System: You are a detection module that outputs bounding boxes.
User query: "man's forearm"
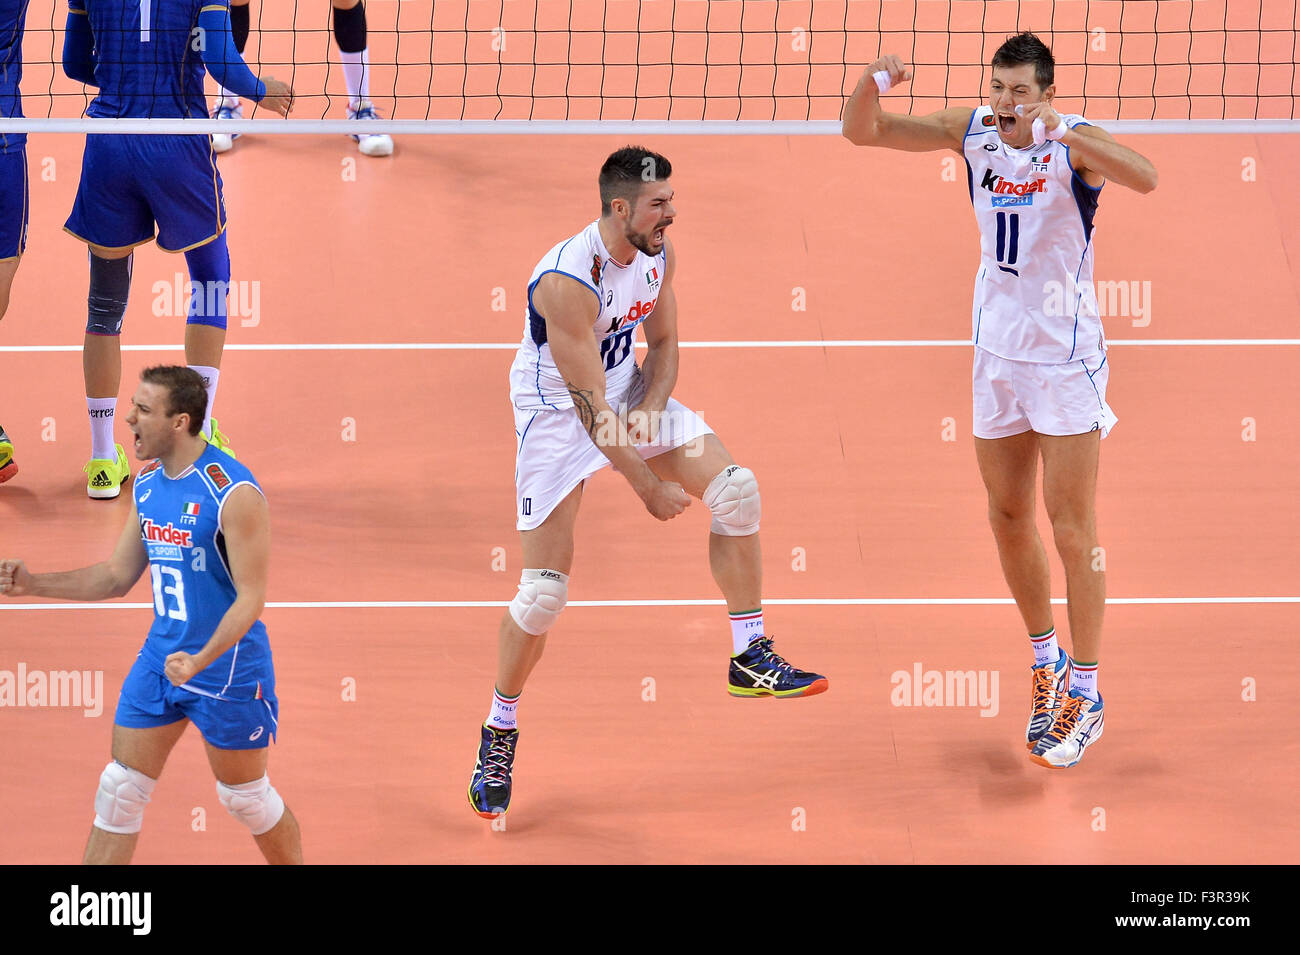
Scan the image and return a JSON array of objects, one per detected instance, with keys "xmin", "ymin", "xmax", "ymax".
[
  {"xmin": 27, "ymin": 563, "xmax": 122, "ymax": 601},
  {"xmin": 842, "ymin": 70, "xmax": 883, "ymax": 144},
  {"xmin": 567, "ymin": 380, "xmax": 659, "ymax": 494},
  {"xmin": 1063, "ymin": 129, "xmax": 1158, "ymax": 193},
  {"xmin": 191, "ymin": 595, "xmax": 264, "ymax": 673},
  {"xmin": 636, "ymin": 342, "xmax": 678, "ymax": 411}
]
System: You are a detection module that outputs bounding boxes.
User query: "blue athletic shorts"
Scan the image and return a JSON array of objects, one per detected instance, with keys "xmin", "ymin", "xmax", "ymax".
[
  {"xmin": 0, "ymin": 147, "xmax": 29, "ymax": 260},
  {"xmin": 65, "ymin": 134, "xmax": 226, "ymax": 253},
  {"xmin": 114, "ymin": 653, "xmax": 278, "ymax": 750}
]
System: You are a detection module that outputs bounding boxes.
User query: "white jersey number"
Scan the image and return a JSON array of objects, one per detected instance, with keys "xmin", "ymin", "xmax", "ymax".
[{"xmin": 150, "ymin": 564, "xmax": 188, "ymax": 622}]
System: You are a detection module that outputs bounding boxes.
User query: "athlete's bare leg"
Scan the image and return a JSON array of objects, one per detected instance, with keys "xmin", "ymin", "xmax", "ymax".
[
  {"xmin": 975, "ymin": 431, "xmax": 1054, "ymax": 636},
  {"xmin": 1039, "ymin": 431, "xmax": 1104, "ymax": 664},
  {"xmin": 83, "ymin": 719, "xmax": 189, "ymax": 865},
  {"xmin": 0, "ymin": 255, "xmax": 19, "ymax": 321},
  {"xmin": 204, "ymin": 742, "xmax": 303, "ymax": 865},
  {"xmin": 184, "ymin": 323, "xmax": 225, "ymax": 370},
  {"xmin": 82, "ymin": 244, "xmax": 133, "ymax": 404},
  {"xmin": 647, "ymin": 434, "xmax": 761, "ymax": 612},
  {"xmin": 495, "ymin": 481, "xmax": 584, "ymax": 697}
]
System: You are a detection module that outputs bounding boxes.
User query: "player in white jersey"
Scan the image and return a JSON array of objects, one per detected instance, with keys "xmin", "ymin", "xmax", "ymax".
[
  {"xmin": 843, "ymin": 34, "xmax": 1157, "ymax": 768},
  {"xmin": 468, "ymin": 147, "xmax": 829, "ymax": 820}
]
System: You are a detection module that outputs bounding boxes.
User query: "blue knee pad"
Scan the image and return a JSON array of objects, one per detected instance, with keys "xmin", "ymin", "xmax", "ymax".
[
  {"xmin": 184, "ymin": 232, "xmax": 231, "ymax": 330},
  {"xmin": 86, "ymin": 252, "xmax": 132, "ymax": 336}
]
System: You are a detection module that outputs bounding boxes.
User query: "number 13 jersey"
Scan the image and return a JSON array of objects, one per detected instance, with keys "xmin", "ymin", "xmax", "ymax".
[
  {"xmin": 962, "ymin": 105, "xmax": 1105, "ymax": 364},
  {"xmin": 133, "ymin": 445, "xmax": 271, "ymax": 700}
]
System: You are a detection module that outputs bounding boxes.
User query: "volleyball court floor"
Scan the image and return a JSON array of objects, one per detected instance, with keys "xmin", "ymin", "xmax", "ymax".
[{"xmin": 0, "ymin": 126, "xmax": 1297, "ymax": 863}]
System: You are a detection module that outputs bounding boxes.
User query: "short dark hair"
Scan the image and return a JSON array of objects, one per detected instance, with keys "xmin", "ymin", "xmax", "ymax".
[
  {"xmin": 991, "ymin": 32, "xmax": 1055, "ymax": 90},
  {"xmin": 140, "ymin": 366, "xmax": 207, "ymax": 436},
  {"xmin": 599, "ymin": 146, "xmax": 671, "ymax": 216}
]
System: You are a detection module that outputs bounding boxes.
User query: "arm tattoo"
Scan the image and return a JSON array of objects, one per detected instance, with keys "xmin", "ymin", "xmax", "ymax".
[{"xmin": 566, "ymin": 382, "xmax": 599, "ymax": 438}]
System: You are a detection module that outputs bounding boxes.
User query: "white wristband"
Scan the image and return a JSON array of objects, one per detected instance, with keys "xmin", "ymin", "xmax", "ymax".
[
  {"xmin": 1029, "ymin": 117, "xmax": 1069, "ymax": 145},
  {"xmin": 872, "ymin": 70, "xmax": 892, "ymax": 94}
]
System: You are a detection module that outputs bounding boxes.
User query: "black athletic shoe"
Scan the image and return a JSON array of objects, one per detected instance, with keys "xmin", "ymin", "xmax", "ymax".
[
  {"xmin": 468, "ymin": 724, "xmax": 519, "ymax": 818},
  {"xmin": 728, "ymin": 637, "xmax": 829, "ymax": 698}
]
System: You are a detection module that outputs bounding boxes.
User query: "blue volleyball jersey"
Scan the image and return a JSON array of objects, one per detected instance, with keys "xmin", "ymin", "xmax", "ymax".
[
  {"xmin": 0, "ymin": 0, "xmax": 30, "ymax": 152},
  {"xmin": 133, "ymin": 444, "xmax": 272, "ymax": 699},
  {"xmin": 70, "ymin": 0, "xmax": 211, "ymax": 119}
]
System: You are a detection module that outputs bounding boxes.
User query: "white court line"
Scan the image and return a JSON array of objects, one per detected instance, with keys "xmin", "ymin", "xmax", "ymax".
[
  {"xmin": 1, "ymin": 597, "xmax": 1296, "ymax": 610},
  {"xmin": 2, "ymin": 339, "xmax": 1298, "ymax": 354}
]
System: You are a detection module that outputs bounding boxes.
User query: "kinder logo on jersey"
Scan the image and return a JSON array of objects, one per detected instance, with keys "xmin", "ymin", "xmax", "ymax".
[
  {"xmin": 981, "ymin": 169, "xmax": 1047, "ymax": 197},
  {"xmin": 621, "ymin": 298, "xmax": 657, "ymax": 327},
  {"xmin": 140, "ymin": 518, "xmax": 193, "ymax": 548},
  {"xmin": 205, "ymin": 463, "xmax": 231, "ymax": 491}
]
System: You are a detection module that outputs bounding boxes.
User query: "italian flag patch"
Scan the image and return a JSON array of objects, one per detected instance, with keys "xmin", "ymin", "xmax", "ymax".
[{"xmin": 183, "ymin": 502, "xmax": 200, "ymax": 516}]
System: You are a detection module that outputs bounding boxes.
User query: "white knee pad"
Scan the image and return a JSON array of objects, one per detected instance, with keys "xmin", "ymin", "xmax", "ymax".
[
  {"xmin": 509, "ymin": 568, "xmax": 569, "ymax": 636},
  {"xmin": 93, "ymin": 760, "xmax": 156, "ymax": 835},
  {"xmin": 216, "ymin": 774, "xmax": 286, "ymax": 836},
  {"xmin": 703, "ymin": 465, "xmax": 761, "ymax": 536}
]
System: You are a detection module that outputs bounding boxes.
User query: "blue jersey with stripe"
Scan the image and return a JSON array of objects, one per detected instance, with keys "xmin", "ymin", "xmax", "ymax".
[
  {"xmin": 133, "ymin": 444, "xmax": 271, "ymax": 700},
  {"xmin": 0, "ymin": 0, "xmax": 30, "ymax": 152},
  {"xmin": 70, "ymin": 0, "xmax": 213, "ymax": 119}
]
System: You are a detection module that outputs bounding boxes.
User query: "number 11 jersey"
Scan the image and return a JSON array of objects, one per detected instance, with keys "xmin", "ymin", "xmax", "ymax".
[{"xmin": 962, "ymin": 104, "xmax": 1105, "ymax": 364}]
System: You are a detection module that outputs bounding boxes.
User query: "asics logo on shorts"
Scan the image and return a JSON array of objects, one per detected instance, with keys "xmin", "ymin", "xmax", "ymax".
[{"xmin": 249, "ymin": 726, "xmax": 264, "ymax": 742}]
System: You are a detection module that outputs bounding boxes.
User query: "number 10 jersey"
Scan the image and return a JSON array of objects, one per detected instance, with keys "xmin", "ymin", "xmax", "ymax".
[{"xmin": 511, "ymin": 220, "xmax": 665, "ymax": 412}]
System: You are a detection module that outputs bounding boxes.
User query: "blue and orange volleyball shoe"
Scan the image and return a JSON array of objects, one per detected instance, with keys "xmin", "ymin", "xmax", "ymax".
[
  {"xmin": 468, "ymin": 724, "xmax": 519, "ymax": 819},
  {"xmin": 1026, "ymin": 649, "xmax": 1070, "ymax": 750},
  {"xmin": 728, "ymin": 636, "xmax": 829, "ymax": 698},
  {"xmin": 1030, "ymin": 691, "xmax": 1104, "ymax": 768},
  {"xmin": 0, "ymin": 425, "xmax": 16, "ymax": 484}
]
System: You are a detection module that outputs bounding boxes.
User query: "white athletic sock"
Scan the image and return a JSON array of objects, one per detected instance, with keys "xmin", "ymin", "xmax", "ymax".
[
  {"xmin": 486, "ymin": 688, "xmax": 519, "ymax": 731},
  {"xmin": 729, "ymin": 608, "xmax": 764, "ymax": 655},
  {"xmin": 188, "ymin": 365, "xmax": 220, "ymax": 439},
  {"xmin": 1069, "ymin": 660, "xmax": 1100, "ymax": 701},
  {"xmin": 216, "ymin": 86, "xmax": 240, "ymax": 106},
  {"xmin": 1030, "ymin": 627, "xmax": 1059, "ymax": 667},
  {"xmin": 342, "ymin": 48, "xmax": 370, "ymax": 107},
  {"xmin": 87, "ymin": 398, "xmax": 117, "ymax": 461}
]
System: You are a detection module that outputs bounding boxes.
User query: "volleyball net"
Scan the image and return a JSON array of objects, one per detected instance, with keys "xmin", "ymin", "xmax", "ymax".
[{"xmin": 5, "ymin": 0, "xmax": 1299, "ymax": 135}]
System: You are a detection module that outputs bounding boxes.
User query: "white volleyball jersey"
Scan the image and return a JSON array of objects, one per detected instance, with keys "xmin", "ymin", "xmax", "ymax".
[
  {"xmin": 510, "ymin": 220, "xmax": 665, "ymax": 411},
  {"xmin": 962, "ymin": 105, "xmax": 1105, "ymax": 364}
]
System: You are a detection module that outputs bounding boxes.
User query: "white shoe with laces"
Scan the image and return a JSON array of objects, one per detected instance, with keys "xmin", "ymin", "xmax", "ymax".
[
  {"xmin": 1030, "ymin": 690, "xmax": 1104, "ymax": 768},
  {"xmin": 211, "ymin": 97, "xmax": 243, "ymax": 154},
  {"xmin": 348, "ymin": 100, "xmax": 394, "ymax": 157}
]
